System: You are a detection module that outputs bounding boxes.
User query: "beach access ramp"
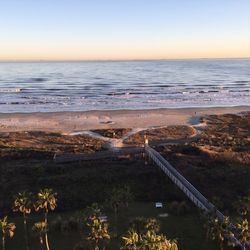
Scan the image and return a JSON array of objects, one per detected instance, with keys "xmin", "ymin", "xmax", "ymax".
[{"xmin": 144, "ymin": 144, "xmax": 250, "ymax": 249}]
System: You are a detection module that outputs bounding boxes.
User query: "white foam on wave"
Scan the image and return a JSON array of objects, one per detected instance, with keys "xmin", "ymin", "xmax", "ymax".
[{"xmin": 0, "ymin": 88, "xmax": 21, "ymax": 93}]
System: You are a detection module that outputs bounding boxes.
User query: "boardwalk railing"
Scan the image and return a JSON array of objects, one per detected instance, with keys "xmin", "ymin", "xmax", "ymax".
[{"xmin": 145, "ymin": 144, "xmax": 249, "ymax": 249}]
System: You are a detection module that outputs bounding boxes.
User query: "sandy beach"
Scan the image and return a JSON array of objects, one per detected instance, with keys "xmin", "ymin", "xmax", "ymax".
[{"xmin": 1, "ymin": 106, "xmax": 250, "ymax": 133}]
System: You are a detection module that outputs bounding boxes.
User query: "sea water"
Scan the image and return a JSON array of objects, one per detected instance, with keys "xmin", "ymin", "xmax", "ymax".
[{"xmin": 0, "ymin": 59, "xmax": 249, "ymax": 112}]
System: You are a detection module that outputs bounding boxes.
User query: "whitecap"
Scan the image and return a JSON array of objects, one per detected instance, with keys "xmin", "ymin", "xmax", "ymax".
[{"xmin": 0, "ymin": 88, "xmax": 21, "ymax": 93}]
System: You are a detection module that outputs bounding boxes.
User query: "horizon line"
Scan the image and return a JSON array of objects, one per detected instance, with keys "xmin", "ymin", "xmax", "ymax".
[{"xmin": 0, "ymin": 56, "xmax": 250, "ymax": 62}]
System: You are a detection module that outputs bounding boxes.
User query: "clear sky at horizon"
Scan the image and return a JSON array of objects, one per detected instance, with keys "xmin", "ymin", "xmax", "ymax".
[{"xmin": 0, "ymin": 0, "xmax": 250, "ymax": 60}]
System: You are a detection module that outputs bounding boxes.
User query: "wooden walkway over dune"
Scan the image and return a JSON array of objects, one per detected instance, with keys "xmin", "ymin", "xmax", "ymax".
[
  {"xmin": 145, "ymin": 145, "xmax": 220, "ymax": 214},
  {"xmin": 54, "ymin": 138, "xmax": 249, "ymax": 249},
  {"xmin": 53, "ymin": 147, "xmax": 143, "ymax": 163},
  {"xmin": 144, "ymin": 144, "xmax": 249, "ymax": 249}
]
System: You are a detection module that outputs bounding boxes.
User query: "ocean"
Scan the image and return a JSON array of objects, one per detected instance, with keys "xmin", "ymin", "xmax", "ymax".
[{"xmin": 0, "ymin": 59, "xmax": 249, "ymax": 113}]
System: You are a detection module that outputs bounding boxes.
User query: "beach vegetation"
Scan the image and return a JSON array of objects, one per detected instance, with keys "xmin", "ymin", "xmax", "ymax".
[
  {"xmin": 32, "ymin": 221, "xmax": 48, "ymax": 250},
  {"xmin": 13, "ymin": 191, "xmax": 33, "ymax": 250},
  {"xmin": 34, "ymin": 188, "xmax": 57, "ymax": 250},
  {"xmin": 0, "ymin": 217, "xmax": 16, "ymax": 250}
]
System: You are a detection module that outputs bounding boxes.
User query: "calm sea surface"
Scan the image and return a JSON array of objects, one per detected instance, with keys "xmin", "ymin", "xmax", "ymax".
[{"xmin": 0, "ymin": 59, "xmax": 249, "ymax": 113}]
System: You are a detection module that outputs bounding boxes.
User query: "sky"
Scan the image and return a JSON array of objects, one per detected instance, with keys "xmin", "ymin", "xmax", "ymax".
[{"xmin": 0, "ymin": 0, "xmax": 250, "ymax": 60}]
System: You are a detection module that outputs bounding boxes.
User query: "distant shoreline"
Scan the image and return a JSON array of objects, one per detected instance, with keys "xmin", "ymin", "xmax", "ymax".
[
  {"xmin": 0, "ymin": 57, "xmax": 249, "ymax": 63},
  {"xmin": 1, "ymin": 106, "xmax": 249, "ymax": 133}
]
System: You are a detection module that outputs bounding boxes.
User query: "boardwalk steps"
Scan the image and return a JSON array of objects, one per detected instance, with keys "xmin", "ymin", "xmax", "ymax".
[{"xmin": 145, "ymin": 144, "xmax": 249, "ymax": 249}]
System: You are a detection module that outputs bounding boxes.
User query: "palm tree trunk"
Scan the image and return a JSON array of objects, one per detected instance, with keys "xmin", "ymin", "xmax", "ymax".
[
  {"xmin": 45, "ymin": 234, "xmax": 50, "ymax": 250},
  {"xmin": 126, "ymin": 201, "xmax": 128, "ymax": 208},
  {"xmin": 95, "ymin": 239, "xmax": 99, "ymax": 250},
  {"xmin": 115, "ymin": 205, "xmax": 119, "ymax": 232},
  {"xmin": 23, "ymin": 213, "xmax": 30, "ymax": 250},
  {"xmin": 44, "ymin": 210, "xmax": 50, "ymax": 250},
  {"xmin": 242, "ymin": 243, "xmax": 246, "ymax": 250},
  {"xmin": 2, "ymin": 236, "xmax": 5, "ymax": 250},
  {"xmin": 219, "ymin": 240, "xmax": 223, "ymax": 250},
  {"xmin": 39, "ymin": 236, "xmax": 44, "ymax": 250}
]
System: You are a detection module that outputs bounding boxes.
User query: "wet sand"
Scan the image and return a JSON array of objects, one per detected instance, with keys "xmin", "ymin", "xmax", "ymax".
[{"xmin": 0, "ymin": 106, "xmax": 250, "ymax": 133}]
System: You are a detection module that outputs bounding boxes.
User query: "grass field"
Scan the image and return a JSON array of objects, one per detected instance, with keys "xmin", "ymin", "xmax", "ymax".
[{"xmin": 6, "ymin": 202, "xmax": 231, "ymax": 250}]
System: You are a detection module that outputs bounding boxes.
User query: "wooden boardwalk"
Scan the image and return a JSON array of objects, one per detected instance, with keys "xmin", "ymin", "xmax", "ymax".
[
  {"xmin": 54, "ymin": 140, "xmax": 249, "ymax": 249},
  {"xmin": 144, "ymin": 144, "xmax": 249, "ymax": 249},
  {"xmin": 54, "ymin": 147, "xmax": 143, "ymax": 163}
]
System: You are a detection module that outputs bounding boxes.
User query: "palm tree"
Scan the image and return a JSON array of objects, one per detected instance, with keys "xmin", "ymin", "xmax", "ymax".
[
  {"xmin": 159, "ymin": 235, "xmax": 178, "ymax": 250},
  {"xmin": 85, "ymin": 203, "xmax": 102, "ymax": 220},
  {"xmin": 143, "ymin": 230, "xmax": 162, "ymax": 250},
  {"xmin": 130, "ymin": 217, "xmax": 147, "ymax": 235},
  {"xmin": 86, "ymin": 217, "xmax": 110, "ymax": 250},
  {"xmin": 143, "ymin": 230, "xmax": 178, "ymax": 250},
  {"xmin": 13, "ymin": 191, "xmax": 33, "ymax": 250},
  {"xmin": 121, "ymin": 230, "xmax": 142, "ymax": 250},
  {"xmin": 122, "ymin": 217, "xmax": 178, "ymax": 250},
  {"xmin": 234, "ymin": 196, "xmax": 250, "ymax": 217},
  {"xmin": 130, "ymin": 217, "xmax": 160, "ymax": 235},
  {"xmin": 205, "ymin": 213, "xmax": 230, "ymax": 250},
  {"xmin": 236, "ymin": 219, "xmax": 250, "ymax": 250},
  {"xmin": 145, "ymin": 218, "xmax": 160, "ymax": 234},
  {"xmin": 0, "ymin": 217, "xmax": 16, "ymax": 250},
  {"xmin": 34, "ymin": 188, "xmax": 57, "ymax": 250},
  {"xmin": 32, "ymin": 221, "xmax": 48, "ymax": 250},
  {"xmin": 109, "ymin": 188, "xmax": 123, "ymax": 215},
  {"xmin": 110, "ymin": 186, "xmax": 133, "ymax": 212},
  {"xmin": 121, "ymin": 185, "xmax": 133, "ymax": 208},
  {"xmin": 109, "ymin": 188, "xmax": 123, "ymax": 235}
]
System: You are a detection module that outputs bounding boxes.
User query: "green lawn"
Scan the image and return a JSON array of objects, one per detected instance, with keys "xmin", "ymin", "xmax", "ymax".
[{"xmin": 6, "ymin": 202, "xmax": 229, "ymax": 250}]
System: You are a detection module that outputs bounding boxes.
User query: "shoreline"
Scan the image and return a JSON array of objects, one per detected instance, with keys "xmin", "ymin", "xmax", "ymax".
[{"xmin": 0, "ymin": 106, "xmax": 250, "ymax": 133}]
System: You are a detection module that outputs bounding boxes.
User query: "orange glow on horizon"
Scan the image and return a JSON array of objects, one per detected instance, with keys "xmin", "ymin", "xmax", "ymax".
[{"xmin": 1, "ymin": 39, "xmax": 250, "ymax": 61}]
